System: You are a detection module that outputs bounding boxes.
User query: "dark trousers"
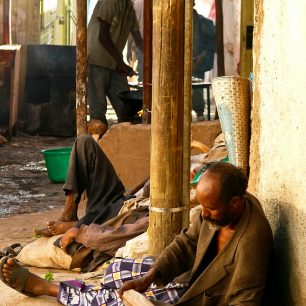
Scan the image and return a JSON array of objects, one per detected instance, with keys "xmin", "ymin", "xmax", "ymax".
[
  {"xmin": 192, "ymin": 71, "xmax": 205, "ymax": 114},
  {"xmin": 63, "ymin": 134, "xmax": 126, "ymax": 227}
]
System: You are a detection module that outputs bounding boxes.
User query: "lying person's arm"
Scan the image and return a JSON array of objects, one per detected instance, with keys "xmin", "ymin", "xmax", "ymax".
[{"xmin": 75, "ymin": 216, "xmax": 149, "ymax": 256}]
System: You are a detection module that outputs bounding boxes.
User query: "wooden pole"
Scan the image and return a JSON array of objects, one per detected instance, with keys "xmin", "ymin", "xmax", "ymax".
[
  {"xmin": 182, "ymin": 0, "xmax": 193, "ymax": 227},
  {"xmin": 3, "ymin": 0, "xmax": 11, "ymax": 45},
  {"xmin": 149, "ymin": 0, "xmax": 186, "ymax": 256},
  {"xmin": 240, "ymin": 0, "xmax": 254, "ymax": 77},
  {"xmin": 215, "ymin": 0, "xmax": 225, "ymax": 76},
  {"xmin": 76, "ymin": 0, "xmax": 87, "ymax": 136},
  {"xmin": 142, "ymin": 0, "xmax": 152, "ymax": 124},
  {"xmin": 3, "ymin": 0, "xmax": 12, "ymax": 139}
]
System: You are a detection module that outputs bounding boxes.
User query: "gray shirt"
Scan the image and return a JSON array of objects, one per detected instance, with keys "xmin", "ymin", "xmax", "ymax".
[{"xmin": 88, "ymin": 0, "xmax": 139, "ymax": 69}]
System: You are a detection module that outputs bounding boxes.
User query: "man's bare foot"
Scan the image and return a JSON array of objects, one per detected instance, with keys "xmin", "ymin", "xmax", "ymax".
[
  {"xmin": 47, "ymin": 220, "xmax": 77, "ymax": 235},
  {"xmin": 1, "ymin": 257, "xmax": 58, "ymax": 297},
  {"xmin": 34, "ymin": 227, "xmax": 53, "ymax": 237}
]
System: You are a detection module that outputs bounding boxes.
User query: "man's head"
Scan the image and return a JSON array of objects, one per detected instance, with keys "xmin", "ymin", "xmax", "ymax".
[{"xmin": 196, "ymin": 162, "xmax": 248, "ymax": 229}]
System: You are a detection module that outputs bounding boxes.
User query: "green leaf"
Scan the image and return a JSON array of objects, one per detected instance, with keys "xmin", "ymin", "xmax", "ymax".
[{"xmin": 43, "ymin": 272, "xmax": 54, "ymax": 282}]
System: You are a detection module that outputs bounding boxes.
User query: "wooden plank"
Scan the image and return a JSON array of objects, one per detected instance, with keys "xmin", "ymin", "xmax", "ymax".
[{"xmin": 123, "ymin": 290, "xmax": 154, "ymax": 306}]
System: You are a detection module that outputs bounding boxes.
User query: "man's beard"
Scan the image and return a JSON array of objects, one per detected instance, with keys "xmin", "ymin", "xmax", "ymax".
[{"xmin": 203, "ymin": 216, "xmax": 231, "ymax": 230}]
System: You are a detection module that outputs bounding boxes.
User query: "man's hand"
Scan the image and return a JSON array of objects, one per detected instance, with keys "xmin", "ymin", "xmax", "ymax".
[
  {"xmin": 118, "ymin": 267, "xmax": 159, "ymax": 298},
  {"xmin": 193, "ymin": 54, "xmax": 204, "ymax": 68},
  {"xmin": 190, "ymin": 165, "xmax": 203, "ymax": 181},
  {"xmin": 117, "ymin": 62, "xmax": 137, "ymax": 77},
  {"xmin": 60, "ymin": 227, "xmax": 79, "ymax": 254}
]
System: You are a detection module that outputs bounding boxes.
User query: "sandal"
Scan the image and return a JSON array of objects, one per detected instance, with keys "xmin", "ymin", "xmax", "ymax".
[
  {"xmin": 0, "ymin": 243, "xmax": 23, "ymax": 258},
  {"xmin": 0, "ymin": 256, "xmax": 32, "ymax": 296}
]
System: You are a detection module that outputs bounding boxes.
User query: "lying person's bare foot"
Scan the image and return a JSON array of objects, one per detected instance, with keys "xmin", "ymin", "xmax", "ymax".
[
  {"xmin": 34, "ymin": 220, "xmax": 77, "ymax": 237},
  {"xmin": 47, "ymin": 220, "xmax": 77, "ymax": 235},
  {"xmin": 0, "ymin": 257, "xmax": 58, "ymax": 297},
  {"xmin": 34, "ymin": 227, "xmax": 53, "ymax": 237}
]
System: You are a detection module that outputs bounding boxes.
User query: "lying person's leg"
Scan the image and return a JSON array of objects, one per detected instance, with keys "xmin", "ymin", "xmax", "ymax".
[{"xmin": 0, "ymin": 257, "xmax": 59, "ymax": 298}]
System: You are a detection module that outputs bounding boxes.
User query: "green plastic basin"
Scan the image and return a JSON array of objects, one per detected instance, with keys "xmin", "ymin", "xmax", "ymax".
[{"xmin": 41, "ymin": 147, "xmax": 72, "ymax": 183}]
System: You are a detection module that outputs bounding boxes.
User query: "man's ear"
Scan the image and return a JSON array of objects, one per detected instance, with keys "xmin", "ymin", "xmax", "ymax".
[{"xmin": 230, "ymin": 196, "xmax": 242, "ymax": 209}]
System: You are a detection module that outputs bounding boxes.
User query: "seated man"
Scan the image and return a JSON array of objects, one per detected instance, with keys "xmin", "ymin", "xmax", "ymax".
[{"xmin": 0, "ymin": 162, "xmax": 273, "ymax": 305}]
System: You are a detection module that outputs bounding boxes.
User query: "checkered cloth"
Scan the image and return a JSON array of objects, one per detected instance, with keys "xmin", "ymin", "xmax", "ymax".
[
  {"xmin": 57, "ymin": 257, "xmax": 188, "ymax": 306},
  {"xmin": 102, "ymin": 257, "xmax": 154, "ymax": 289}
]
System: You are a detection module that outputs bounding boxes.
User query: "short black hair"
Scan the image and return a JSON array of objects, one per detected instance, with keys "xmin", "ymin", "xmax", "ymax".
[{"xmin": 205, "ymin": 161, "xmax": 248, "ymax": 205}]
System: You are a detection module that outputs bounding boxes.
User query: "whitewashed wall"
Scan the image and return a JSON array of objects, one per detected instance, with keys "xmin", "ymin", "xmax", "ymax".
[{"xmin": 250, "ymin": 0, "xmax": 306, "ymax": 305}]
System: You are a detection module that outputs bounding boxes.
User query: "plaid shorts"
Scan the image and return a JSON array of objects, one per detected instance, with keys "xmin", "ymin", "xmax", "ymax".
[{"xmin": 57, "ymin": 257, "xmax": 188, "ymax": 306}]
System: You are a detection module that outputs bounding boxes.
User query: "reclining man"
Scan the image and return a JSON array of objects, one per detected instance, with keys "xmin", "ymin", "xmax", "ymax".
[
  {"xmin": 35, "ymin": 134, "xmax": 150, "ymax": 259},
  {"xmin": 0, "ymin": 162, "xmax": 273, "ymax": 305}
]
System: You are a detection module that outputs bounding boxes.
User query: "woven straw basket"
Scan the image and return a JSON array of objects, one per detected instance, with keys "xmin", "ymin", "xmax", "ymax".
[{"xmin": 212, "ymin": 76, "xmax": 251, "ymax": 174}]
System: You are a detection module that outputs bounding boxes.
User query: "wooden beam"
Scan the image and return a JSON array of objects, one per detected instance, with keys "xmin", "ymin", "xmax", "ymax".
[
  {"xmin": 149, "ymin": 0, "xmax": 186, "ymax": 256},
  {"xmin": 240, "ymin": 0, "xmax": 254, "ymax": 77},
  {"xmin": 3, "ymin": 0, "xmax": 12, "ymax": 44},
  {"xmin": 122, "ymin": 290, "xmax": 154, "ymax": 306},
  {"xmin": 182, "ymin": 0, "xmax": 193, "ymax": 227},
  {"xmin": 142, "ymin": 0, "xmax": 153, "ymax": 124},
  {"xmin": 76, "ymin": 0, "xmax": 87, "ymax": 136},
  {"xmin": 215, "ymin": 0, "xmax": 225, "ymax": 76}
]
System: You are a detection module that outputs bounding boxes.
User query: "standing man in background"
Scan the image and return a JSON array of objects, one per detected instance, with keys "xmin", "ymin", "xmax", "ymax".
[
  {"xmin": 87, "ymin": 0, "xmax": 143, "ymax": 130},
  {"xmin": 192, "ymin": 1, "xmax": 216, "ymax": 121}
]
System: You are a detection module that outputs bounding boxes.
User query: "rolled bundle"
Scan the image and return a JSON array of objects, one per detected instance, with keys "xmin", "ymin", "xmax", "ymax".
[{"xmin": 212, "ymin": 76, "xmax": 251, "ymax": 174}]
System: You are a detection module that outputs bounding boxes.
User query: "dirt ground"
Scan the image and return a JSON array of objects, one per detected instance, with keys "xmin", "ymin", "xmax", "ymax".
[
  {"xmin": 0, "ymin": 136, "xmax": 76, "ymax": 218},
  {"xmin": 0, "ymin": 136, "xmax": 108, "ymax": 305},
  {"xmin": 0, "ymin": 136, "xmax": 86, "ymax": 305}
]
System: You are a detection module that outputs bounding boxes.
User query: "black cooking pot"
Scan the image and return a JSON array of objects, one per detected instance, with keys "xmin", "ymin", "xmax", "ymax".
[{"xmin": 117, "ymin": 90, "xmax": 143, "ymax": 122}]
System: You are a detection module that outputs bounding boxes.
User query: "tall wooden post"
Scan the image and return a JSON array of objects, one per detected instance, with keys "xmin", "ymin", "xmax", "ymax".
[
  {"xmin": 149, "ymin": 0, "xmax": 186, "ymax": 256},
  {"xmin": 182, "ymin": 0, "xmax": 193, "ymax": 227},
  {"xmin": 76, "ymin": 0, "xmax": 87, "ymax": 136},
  {"xmin": 240, "ymin": 0, "xmax": 254, "ymax": 77},
  {"xmin": 2, "ymin": 0, "xmax": 12, "ymax": 139},
  {"xmin": 3, "ymin": 0, "xmax": 11, "ymax": 45},
  {"xmin": 215, "ymin": 0, "xmax": 225, "ymax": 76},
  {"xmin": 142, "ymin": 0, "xmax": 152, "ymax": 124}
]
